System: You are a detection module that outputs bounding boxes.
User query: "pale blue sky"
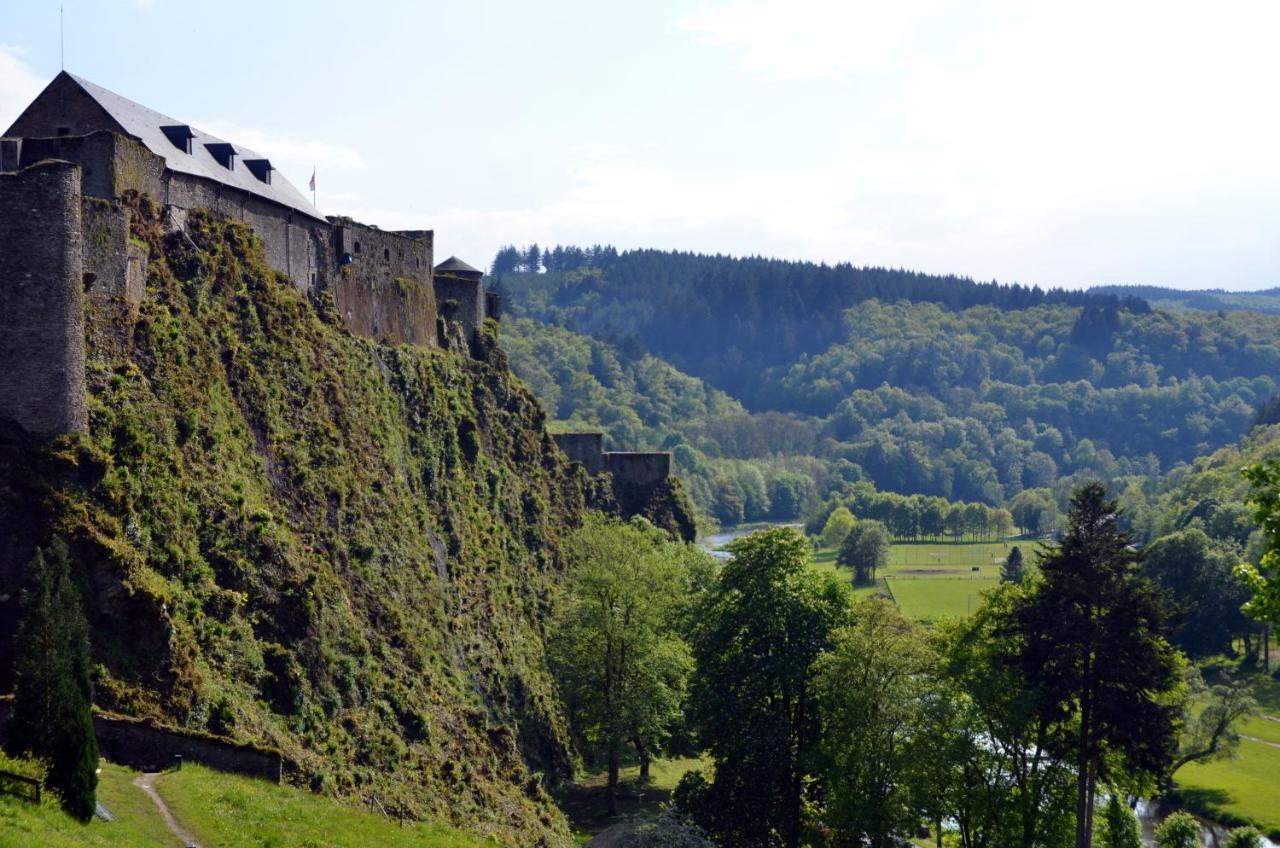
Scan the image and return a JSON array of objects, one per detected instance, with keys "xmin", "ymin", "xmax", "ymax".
[{"xmin": 2, "ymin": 0, "xmax": 1277, "ymax": 290}]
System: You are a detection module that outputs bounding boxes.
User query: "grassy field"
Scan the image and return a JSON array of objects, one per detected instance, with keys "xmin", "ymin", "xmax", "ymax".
[
  {"xmin": 1167, "ymin": 674, "xmax": 1280, "ymax": 838},
  {"xmin": 1174, "ymin": 736, "xmax": 1280, "ymax": 836},
  {"xmin": 0, "ymin": 759, "xmax": 486, "ymax": 848},
  {"xmin": 809, "ymin": 540, "xmax": 1022, "ymax": 621},
  {"xmin": 0, "ymin": 760, "xmax": 173, "ymax": 848},
  {"xmin": 886, "ymin": 577, "xmax": 1002, "ymax": 622}
]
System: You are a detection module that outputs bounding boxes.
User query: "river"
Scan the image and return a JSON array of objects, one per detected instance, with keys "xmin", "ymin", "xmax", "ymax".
[{"xmin": 699, "ymin": 522, "xmax": 802, "ymax": 559}]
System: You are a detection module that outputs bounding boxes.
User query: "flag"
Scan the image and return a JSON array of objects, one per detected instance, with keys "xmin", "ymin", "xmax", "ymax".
[{"xmin": 309, "ymin": 167, "xmax": 316, "ymax": 192}]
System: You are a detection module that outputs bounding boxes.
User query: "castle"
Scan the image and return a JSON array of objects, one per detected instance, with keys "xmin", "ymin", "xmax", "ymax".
[
  {"xmin": 0, "ymin": 72, "xmax": 679, "ymax": 521},
  {"xmin": 0, "ymin": 72, "xmax": 497, "ymax": 438}
]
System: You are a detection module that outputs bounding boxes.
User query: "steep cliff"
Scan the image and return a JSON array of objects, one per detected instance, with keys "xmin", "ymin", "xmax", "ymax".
[{"xmin": 0, "ymin": 202, "xmax": 587, "ymax": 845}]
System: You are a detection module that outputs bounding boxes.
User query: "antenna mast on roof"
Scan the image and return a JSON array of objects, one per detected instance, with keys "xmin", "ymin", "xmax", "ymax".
[{"xmin": 60, "ymin": 5, "xmax": 64, "ymax": 70}]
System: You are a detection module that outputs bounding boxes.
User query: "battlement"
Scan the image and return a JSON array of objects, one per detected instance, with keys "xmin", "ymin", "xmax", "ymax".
[
  {"xmin": 605, "ymin": 451, "xmax": 672, "ymax": 489},
  {"xmin": 552, "ymin": 432, "xmax": 605, "ymax": 475},
  {"xmin": 553, "ymin": 432, "xmax": 672, "ymax": 491}
]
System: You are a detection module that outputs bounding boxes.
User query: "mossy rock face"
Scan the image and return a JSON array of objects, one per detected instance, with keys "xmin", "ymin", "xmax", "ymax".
[{"xmin": 1, "ymin": 205, "xmax": 585, "ymax": 845}]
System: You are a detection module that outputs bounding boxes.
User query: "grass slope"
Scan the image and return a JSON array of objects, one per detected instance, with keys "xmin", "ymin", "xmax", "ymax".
[
  {"xmin": 0, "ymin": 760, "xmax": 485, "ymax": 848},
  {"xmin": 1174, "ymin": 737, "xmax": 1280, "ymax": 837}
]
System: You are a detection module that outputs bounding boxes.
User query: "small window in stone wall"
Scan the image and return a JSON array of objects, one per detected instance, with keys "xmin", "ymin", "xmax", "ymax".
[
  {"xmin": 383, "ymin": 248, "xmax": 390, "ymax": 262},
  {"xmin": 354, "ymin": 241, "xmax": 361, "ymax": 254}
]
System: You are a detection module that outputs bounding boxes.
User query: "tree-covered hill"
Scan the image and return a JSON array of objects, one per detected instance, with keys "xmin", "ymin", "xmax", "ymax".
[
  {"xmin": 497, "ymin": 246, "xmax": 1280, "ymax": 519},
  {"xmin": 1090, "ymin": 284, "xmax": 1280, "ymax": 316},
  {"xmin": 495, "ymin": 247, "xmax": 1148, "ymax": 405}
]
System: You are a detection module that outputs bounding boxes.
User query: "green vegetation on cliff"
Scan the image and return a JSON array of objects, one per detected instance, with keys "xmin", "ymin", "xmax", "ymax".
[{"xmin": 2, "ymin": 203, "xmax": 592, "ymax": 844}]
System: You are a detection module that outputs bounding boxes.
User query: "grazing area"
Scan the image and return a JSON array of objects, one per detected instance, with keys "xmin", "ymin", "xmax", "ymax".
[
  {"xmin": 811, "ymin": 539, "xmax": 1012, "ymax": 620},
  {"xmin": 886, "ymin": 576, "xmax": 1002, "ymax": 622}
]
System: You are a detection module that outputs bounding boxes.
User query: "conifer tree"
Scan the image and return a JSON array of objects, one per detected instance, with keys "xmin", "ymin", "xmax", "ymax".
[
  {"xmin": 1014, "ymin": 483, "xmax": 1181, "ymax": 848},
  {"xmin": 1000, "ymin": 545, "xmax": 1025, "ymax": 583},
  {"xmin": 9, "ymin": 538, "xmax": 99, "ymax": 822}
]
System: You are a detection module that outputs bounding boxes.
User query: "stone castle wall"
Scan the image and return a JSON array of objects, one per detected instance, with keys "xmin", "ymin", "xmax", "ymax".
[
  {"xmin": 19, "ymin": 132, "xmax": 165, "ymax": 200},
  {"xmin": 605, "ymin": 451, "xmax": 672, "ymax": 489},
  {"xmin": 552, "ymin": 432, "xmax": 605, "ymax": 475},
  {"xmin": 552, "ymin": 433, "xmax": 672, "ymax": 494},
  {"xmin": 165, "ymin": 174, "xmax": 319, "ymax": 292},
  {"xmin": 0, "ymin": 699, "xmax": 283, "ymax": 783},
  {"xmin": 435, "ymin": 273, "xmax": 486, "ymax": 342},
  {"xmin": 0, "ymin": 160, "xmax": 87, "ymax": 437},
  {"xmin": 326, "ymin": 222, "xmax": 437, "ymax": 347},
  {"xmin": 0, "ymin": 129, "xmax": 492, "ymax": 443}
]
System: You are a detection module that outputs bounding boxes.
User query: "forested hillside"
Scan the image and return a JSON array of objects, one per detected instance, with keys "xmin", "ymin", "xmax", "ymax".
[
  {"xmin": 495, "ymin": 247, "xmax": 1148, "ymax": 404},
  {"xmin": 497, "ymin": 246, "xmax": 1280, "ymax": 521},
  {"xmin": 1091, "ymin": 284, "xmax": 1280, "ymax": 315}
]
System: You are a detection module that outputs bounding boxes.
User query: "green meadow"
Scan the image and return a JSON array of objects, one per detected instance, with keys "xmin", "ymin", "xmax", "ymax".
[{"xmin": 810, "ymin": 539, "xmax": 1022, "ymax": 620}]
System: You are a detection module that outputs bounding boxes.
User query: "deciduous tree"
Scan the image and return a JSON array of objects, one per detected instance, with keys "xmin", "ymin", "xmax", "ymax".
[
  {"xmin": 685, "ymin": 527, "xmax": 852, "ymax": 848},
  {"xmin": 548, "ymin": 515, "xmax": 694, "ymax": 815}
]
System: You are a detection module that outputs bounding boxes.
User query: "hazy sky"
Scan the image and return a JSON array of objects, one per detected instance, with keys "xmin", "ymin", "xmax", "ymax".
[{"xmin": 2, "ymin": 1, "xmax": 1277, "ymax": 290}]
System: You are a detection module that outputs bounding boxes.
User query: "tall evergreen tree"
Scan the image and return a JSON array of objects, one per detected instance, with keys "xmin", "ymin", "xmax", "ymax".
[
  {"xmin": 9, "ymin": 538, "xmax": 99, "ymax": 822},
  {"xmin": 1013, "ymin": 483, "xmax": 1181, "ymax": 848},
  {"xmin": 1000, "ymin": 545, "xmax": 1025, "ymax": 583}
]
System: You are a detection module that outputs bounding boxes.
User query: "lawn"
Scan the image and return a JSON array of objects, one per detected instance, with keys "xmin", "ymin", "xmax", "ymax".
[
  {"xmin": 0, "ymin": 758, "xmax": 486, "ymax": 848},
  {"xmin": 1174, "ymin": 736, "xmax": 1280, "ymax": 836},
  {"xmin": 811, "ymin": 540, "xmax": 1016, "ymax": 621},
  {"xmin": 154, "ymin": 764, "xmax": 485, "ymax": 848},
  {"xmin": 0, "ymin": 760, "xmax": 172, "ymax": 848},
  {"xmin": 886, "ymin": 577, "xmax": 1002, "ymax": 622}
]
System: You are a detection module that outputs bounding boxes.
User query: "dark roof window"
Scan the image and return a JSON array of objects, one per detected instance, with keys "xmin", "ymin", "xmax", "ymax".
[
  {"xmin": 205, "ymin": 142, "xmax": 237, "ymax": 170},
  {"xmin": 160, "ymin": 124, "xmax": 195, "ymax": 154},
  {"xmin": 244, "ymin": 158, "xmax": 274, "ymax": 184},
  {"xmin": 56, "ymin": 126, "xmax": 72, "ymax": 137}
]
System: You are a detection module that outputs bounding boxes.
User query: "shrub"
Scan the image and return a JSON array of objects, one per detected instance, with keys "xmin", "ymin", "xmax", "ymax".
[
  {"xmin": 1224, "ymin": 826, "xmax": 1264, "ymax": 848},
  {"xmin": 1154, "ymin": 811, "xmax": 1200, "ymax": 848},
  {"xmin": 1099, "ymin": 794, "xmax": 1142, "ymax": 848}
]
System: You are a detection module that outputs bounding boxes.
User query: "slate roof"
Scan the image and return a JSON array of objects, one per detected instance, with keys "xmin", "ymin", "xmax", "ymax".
[
  {"xmin": 23, "ymin": 72, "xmax": 325, "ymax": 222},
  {"xmin": 434, "ymin": 256, "xmax": 483, "ymax": 275}
]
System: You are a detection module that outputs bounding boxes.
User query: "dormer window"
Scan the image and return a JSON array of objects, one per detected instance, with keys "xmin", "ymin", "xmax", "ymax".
[
  {"xmin": 161, "ymin": 125, "xmax": 195, "ymax": 154},
  {"xmin": 205, "ymin": 142, "xmax": 237, "ymax": 170},
  {"xmin": 244, "ymin": 158, "xmax": 274, "ymax": 184},
  {"xmin": 56, "ymin": 126, "xmax": 71, "ymax": 137}
]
